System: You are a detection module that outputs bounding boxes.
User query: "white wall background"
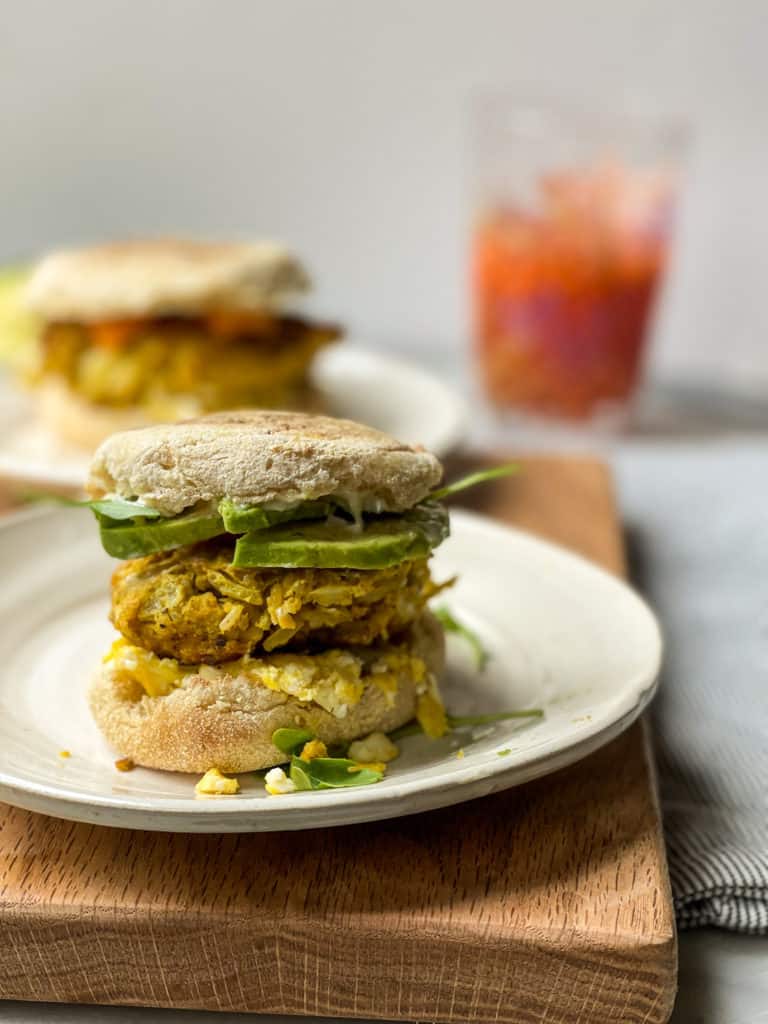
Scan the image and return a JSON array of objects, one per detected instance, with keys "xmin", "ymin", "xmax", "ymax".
[{"xmin": 1, "ymin": 0, "xmax": 766, "ymax": 386}]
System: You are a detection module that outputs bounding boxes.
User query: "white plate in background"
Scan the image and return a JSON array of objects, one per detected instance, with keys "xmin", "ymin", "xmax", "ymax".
[
  {"xmin": 0, "ymin": 506, "xmax": 661, "ymax": 832},
  {"xmin": 0, "ymin": 346, "xmax": 469, "ymax": 491}
]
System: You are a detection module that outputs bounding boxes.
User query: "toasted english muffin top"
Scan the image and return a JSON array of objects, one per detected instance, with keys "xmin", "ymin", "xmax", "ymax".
[
  {"xmin": 87, "ymin": 410, "xmax": 443, "ymax": 516},
  {"xmin": 25, "ymin": 238, "xmax": 309, "ymax": 321}
]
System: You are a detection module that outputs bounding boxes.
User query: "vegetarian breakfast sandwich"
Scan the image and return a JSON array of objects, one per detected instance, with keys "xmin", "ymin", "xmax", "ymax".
[
  {"xmin": 23, "ymin": 240, "xmax": 341, "ymax": 449},
  {"xmin": 86, "ymin": 410, "xmax": 452, "ymax": 777}
]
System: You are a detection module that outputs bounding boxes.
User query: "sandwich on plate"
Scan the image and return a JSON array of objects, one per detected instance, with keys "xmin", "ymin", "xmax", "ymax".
[
  {"xmin": 86, "ymin": 410, "xmax": 456, "ymax": 791},
  {"xmin": 23, "ymin": 240, "xmax": 341, "ymax": 449}
]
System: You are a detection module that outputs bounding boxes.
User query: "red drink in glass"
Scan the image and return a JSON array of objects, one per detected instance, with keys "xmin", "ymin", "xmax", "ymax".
[{"xmin": 472, "ymin": 102, "xmax": 685, "ymax": 424}]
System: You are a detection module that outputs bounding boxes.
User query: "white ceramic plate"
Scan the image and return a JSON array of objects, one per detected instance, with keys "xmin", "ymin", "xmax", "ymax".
[
  {"xmin": 0, "ymin": 506, "xmax": 661, "ymax": 832},
  {"xmin": 0, "ymin": 345, "xmax": 468, "ymax": 491}
]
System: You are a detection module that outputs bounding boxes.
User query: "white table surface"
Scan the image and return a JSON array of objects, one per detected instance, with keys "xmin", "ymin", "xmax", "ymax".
[{"xmin": 2, "ymin": 369, "xmax": 767, "ymax": 1024}]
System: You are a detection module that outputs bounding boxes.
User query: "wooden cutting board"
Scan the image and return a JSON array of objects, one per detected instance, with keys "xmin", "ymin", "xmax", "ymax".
[{"xmin": 0, "ymin": 456, "xmax": 676, "ymax": 1022}]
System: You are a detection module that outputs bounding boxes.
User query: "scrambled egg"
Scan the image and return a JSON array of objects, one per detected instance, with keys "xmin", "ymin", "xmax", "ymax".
[
  {"xmin": 34, "ymin": 316, "xmax": 338, "ymax": 410},
  {"xmin": 111, "ymin": 546, "xmax": 443, "ymax": 664},
  {"xmin": 238, "ymin": 650, "xmax": 365, "ymax": 717},
  {"xmin": 105, "ymin": 639, "xmax": 186, "ymax": 696},
  {"xmin": 195, "ymin": 767, "xmax": 240, "ymax": 796},
  {"xmin": 347, "ymin": 731, "xmax": 399, "ymax": 764},
  {"xmin": 104, "ymin": 638, "xmax": 437, "ymax": 724},
  {"xmin": 264, "ymin": 767, "xmax": 296, "ymax": 795}
]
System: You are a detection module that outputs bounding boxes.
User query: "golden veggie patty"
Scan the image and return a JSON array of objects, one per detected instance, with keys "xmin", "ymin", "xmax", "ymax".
[
  {"xmin": 34, "ymin": 315, "xmax": 339, "ymax": 409},
  {"xmin": 110, "ymin": 539, "xmax": 444, "ymax": 664}
]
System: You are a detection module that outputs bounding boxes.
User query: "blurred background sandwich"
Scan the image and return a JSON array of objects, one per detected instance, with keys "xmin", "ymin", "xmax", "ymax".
[{"xmin": 21, "ymin": 239, "xmax": 341, "ymax": 449}]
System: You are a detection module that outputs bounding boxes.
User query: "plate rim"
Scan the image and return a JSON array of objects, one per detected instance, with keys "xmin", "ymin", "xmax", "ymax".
[
  {"xmin": 0, "ymin": 689, "xmax": 657, "ymax": 832},
  {"xmin": 0, "ymin": 507, "xmax": 662, "ymax": 832},
  {"xmin": 314, "ymin": 344, "xmax": 470, "ymax": 457},
  {"xmin": 0, "ymin": 347, "xmax": 470, "ymax": 489}
]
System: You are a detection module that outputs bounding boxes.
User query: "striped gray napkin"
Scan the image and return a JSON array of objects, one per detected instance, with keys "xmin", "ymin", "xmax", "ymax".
[{"xmin": 616, "ymin": 441, "xmax": 768, "ymax": 933}]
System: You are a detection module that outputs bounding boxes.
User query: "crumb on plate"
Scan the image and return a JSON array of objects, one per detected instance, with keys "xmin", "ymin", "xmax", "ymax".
[
  {"xmin": 347, "ymin": 731, "xmax": 399, "ymax": 764},
  {"xmin": 299, "ymin": 738, "xmax": 328, "ymax": 762},
  {"xmin": 347, "ymin": 761, "xmax": 387, "ymax": 774},
  {"xmin": 195, "ymin": 767, "xmax": 240, "ymax": 796},
  {"xmin": 264, "ymin": 766, "xmax": 296, "ymax": 795}
]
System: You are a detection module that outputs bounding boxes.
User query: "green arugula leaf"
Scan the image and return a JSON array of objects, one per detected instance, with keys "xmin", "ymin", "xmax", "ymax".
[
  {"xmin": 288, "ymin": 759, "xmax": 313, "ymax": 791},
  {"xmin": 434, "ymin": 605, "xmax": 489, "ymax": 671},
  {"xmin": 289, "ymin": 756, "xmax": 383, "ymax": 790},
  {"xmin": 429, "ymin": 464, "xmax": 518, "ymax": 502},
  {"xmin": 19, "ymin": 493, "xmax": 166, "ymax": 520},
  {"xmin": 389, "ymin": 706, "xmax": 544, "ymax": 744},
  {"xmin": 387, "ymin": 704, "xmax": 544, "ymax": 745},
  {"xmin": 88, "ymin": 497, "xmax": 166, "ymax": 521},
  {"xmin": 271, "ymin": 728, "xmax": 315, "ymax": 757}
]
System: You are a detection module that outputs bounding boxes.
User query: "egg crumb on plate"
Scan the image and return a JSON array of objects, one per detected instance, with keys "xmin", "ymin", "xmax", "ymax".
[
  {"xmin": 264, "ymin": 767, "xmax": 297, "ymax": 795},
  {"xmin": 347, "ymin": 731, "xmax": 399, "ymax": 764},
  {"xmin": 58, "ymin": 750, "xmax": 71, "ymax": 759},
  {"xmin": 348, "ymin": 761, "xmax": 387, "ymax": 774},
  {"xmin": 299, "ymin": 739, "xmax": 328, "ymax": 761},
  {"xmin": 195, "ymin": 767, "xmax": 240, "ymax": 796}
]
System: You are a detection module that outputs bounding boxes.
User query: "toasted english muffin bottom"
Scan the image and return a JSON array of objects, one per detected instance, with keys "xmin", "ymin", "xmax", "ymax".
[
  {"xmin": 33, "ymin": 379, "xmax": 329, "ymax": 451},
  {"xmin": 90, "ymin": 612, "xmax": 445, "ymax": 773}
]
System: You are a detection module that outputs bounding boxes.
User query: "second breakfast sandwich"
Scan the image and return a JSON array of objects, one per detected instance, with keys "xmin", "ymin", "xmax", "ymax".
[
  {"xmin": 24, "ymin": 239, "xmax": 341, "ymax": 448},
  {"xmin": 87, "ymin": 410, "xmax": 451, "ymax": 773}
]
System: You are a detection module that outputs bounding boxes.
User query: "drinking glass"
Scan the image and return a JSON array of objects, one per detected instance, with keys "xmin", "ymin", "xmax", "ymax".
[{"xmin": 471, "ymin": 97, "xmax": 687, "ymax": 425}]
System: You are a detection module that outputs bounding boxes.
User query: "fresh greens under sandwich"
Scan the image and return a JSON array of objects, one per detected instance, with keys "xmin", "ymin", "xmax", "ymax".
[{"xmin": 85, "ymin": 410, "xmax": 516, "ymax": 785}]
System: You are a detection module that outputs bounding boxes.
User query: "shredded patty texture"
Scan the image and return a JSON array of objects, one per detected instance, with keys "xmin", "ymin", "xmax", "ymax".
[{"xmin": 110, "ymin": 539, "xmax": 444, "ymax": 664}]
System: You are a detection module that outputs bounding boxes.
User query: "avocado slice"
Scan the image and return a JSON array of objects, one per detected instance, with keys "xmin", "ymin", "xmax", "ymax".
[
  {"xmin": 92, "ymin": 497, "xmax": 329, "ymax": 560},
  {"xmin": 98, "ymin": 508, "xmax": 225, "ymax": 559},
  {"xmin": 218, "ymin": 497, "xmax": 331, "ymax": 534},
  {"xmin": 232, "ymin": 502, "xmax": 449, "ymax": 569}
]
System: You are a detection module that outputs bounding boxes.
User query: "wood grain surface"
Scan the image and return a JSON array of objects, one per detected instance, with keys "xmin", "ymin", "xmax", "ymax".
[{"xmin": 0, "ymin": 457, "xmax": 676, "ymax": 1022}]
